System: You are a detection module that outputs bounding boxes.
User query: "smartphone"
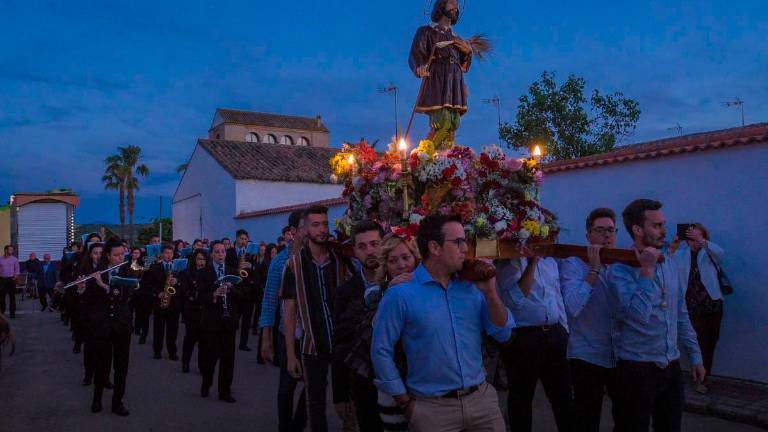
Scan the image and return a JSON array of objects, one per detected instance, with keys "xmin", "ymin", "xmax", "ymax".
[{"xmin": 677, "ymin": 223, "xmax": 695, "ymax": 240}]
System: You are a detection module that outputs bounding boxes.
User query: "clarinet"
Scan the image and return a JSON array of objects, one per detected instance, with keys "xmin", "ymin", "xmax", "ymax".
[{"xmin": 220, "ymin": 280, "xmax": 230, "ymax": 318}]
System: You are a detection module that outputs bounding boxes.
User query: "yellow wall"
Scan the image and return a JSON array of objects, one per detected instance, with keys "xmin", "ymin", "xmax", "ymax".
[{"xmin": 0, "ymin": 207, "xmax": 10, "ymax": 248}]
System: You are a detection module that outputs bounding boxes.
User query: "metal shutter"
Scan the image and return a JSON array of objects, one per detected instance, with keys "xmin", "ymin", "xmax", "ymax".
[{"xmin": 17, "ymin": 203, "xmax": 68, "ymax": 260}]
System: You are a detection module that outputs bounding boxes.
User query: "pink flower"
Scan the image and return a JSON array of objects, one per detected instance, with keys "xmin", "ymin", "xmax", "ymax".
[{"xmin": 506, "ymin": 157, "xmax": 524, "ymax": 171}]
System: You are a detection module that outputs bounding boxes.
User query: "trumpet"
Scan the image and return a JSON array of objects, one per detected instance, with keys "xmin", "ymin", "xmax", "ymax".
[{"xmin": 62, "ymin": 262, "xmax": 128, "ymax": 290}]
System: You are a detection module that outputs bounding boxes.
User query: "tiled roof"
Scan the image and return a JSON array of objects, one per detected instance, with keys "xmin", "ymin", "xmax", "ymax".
[
  {"xmin": 198, "ymin": 139, "xmax": 340, "ymax": 183},
  {"xmin": 235, "ymin": 197, "xmax": 346, "ymax": 219},
  {"xmin": 543, "ymin": 123, "xmax": 768, "ymax": 173},
  {"xmin": 214, "ymin": 108, "xmax": 329, "ymax": 133}
]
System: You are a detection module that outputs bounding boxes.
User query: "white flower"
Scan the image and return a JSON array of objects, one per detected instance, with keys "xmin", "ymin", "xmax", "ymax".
[
  {"xmin": 519, "ymin": 229, "xmax": 530, "ymax": 239},
  {"xmin": 493, "ymin": 221, "xmax": 507, "ymax": 232},
  {"xmin": 409, "ymin": 213, "xmax": 424, "ymax": 224}
]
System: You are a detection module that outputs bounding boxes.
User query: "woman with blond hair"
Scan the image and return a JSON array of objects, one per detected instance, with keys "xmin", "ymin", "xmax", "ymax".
[{"xmin": 341, "ymin": 232, "xmax": 420, "ymax": 432}]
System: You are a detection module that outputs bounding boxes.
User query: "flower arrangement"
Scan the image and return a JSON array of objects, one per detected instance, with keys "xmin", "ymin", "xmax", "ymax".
[{"xmin": 330, "ymin": 140, "xmax": 558, "ymax": 245}]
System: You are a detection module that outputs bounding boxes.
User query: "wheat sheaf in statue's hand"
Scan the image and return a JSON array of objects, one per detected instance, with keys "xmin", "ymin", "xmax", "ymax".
[{"xmin": 460, "ymin": 259, "xmax": 497, "ymax": 282}]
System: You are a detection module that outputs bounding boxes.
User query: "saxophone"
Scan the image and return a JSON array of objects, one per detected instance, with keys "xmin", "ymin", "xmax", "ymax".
[
  {"xmin": 160, "ymin": 268, "xmax": 177, "ymax": 309},
  {"xmin": 238, "ymin": 248, "xmax": 249, "ymax": 279}
]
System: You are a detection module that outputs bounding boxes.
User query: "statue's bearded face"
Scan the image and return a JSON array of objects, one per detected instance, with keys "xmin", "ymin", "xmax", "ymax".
[{"xmin": 432, "ymin": 0, "xmax": 460, "ymax": 25}]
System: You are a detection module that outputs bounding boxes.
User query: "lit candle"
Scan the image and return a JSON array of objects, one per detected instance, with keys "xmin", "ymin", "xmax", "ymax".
[
  {"xmin": 532, "ymin": 144, "xmax": 542, "ymax": 161},
  {"xmin": 398, "ymin": 138, "xmax": 408, "ymax": 171},
  {"xmin": 347, "ymin": 154, "xmax": 356, "ymax": 175},
  {"xmin": 398, "ymin": 138, "xmax": 410, "ymax": 215}
]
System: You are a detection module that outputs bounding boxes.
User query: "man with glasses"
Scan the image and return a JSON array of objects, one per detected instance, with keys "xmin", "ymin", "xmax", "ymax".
[
  {"xmin": 560, "ymin": 208, "xmax": 621, "ymax": 431},
  {"xmin": 496, "ymin": 233, "xmax": 572, "ymax": 431},
  {"xmin": 372, "ymin": 214, "xmax": 513, "ymax": 432}
]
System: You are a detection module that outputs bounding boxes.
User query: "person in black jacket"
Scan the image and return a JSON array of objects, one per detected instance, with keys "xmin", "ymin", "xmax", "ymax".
[
  {"xmin": 333, "ymin": 220, "xmax": 385, "ymax": 431},
  {"xmin": 143, "ymin": 244, "xmax": 182, "ymax": 360},
  {"xmin": 73, "ymin": 241, "xmax": 103, "ymax": 386},
  {"xmin": 180, "ymin": 248, "xmax": 210, "ymax": 373},
  {"xmin": 201, "ymin": 241, "xmax": 241, "ymax": 402},
  {"xmin": 78, "ymin": 238, "xmax": 133, "ymax": 416},
  {"xmin": 58, "ymin": 242, "xmax": 81, "ymax": 325},
  {"xmin": 225, "ymin": 229, "xmax": 258, "ymax": 351}
]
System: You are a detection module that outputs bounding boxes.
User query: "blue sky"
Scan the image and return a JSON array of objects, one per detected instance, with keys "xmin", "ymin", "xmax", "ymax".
[{"xmin": 1, "ymin": 0, "xmax": 766, "ymax": 223}]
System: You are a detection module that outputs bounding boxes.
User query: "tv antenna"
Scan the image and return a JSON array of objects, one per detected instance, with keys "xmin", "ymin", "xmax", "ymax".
[
  {"xmin": 378, "ymin": 84, "xmax": 399, "ymax": 139},
  {"xmin": 481, "ymin": 95, "xmax": 502, "ymax": 131},
  {"xmin": 665, "ymin": 122, "xmax": 683, "ymax": 136},
  {"xmin": 723, "ymin": 97, "xmax": 745, "ymax": 126}
]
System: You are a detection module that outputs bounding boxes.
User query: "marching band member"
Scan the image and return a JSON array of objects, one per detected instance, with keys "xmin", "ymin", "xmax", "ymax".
[
  {"xmin": 180, "ymin": 248, "xmax": 210, "ymax": 373},
  {"xmin": 226, "ymin": 229, "xmax": 258, "ymax": 352},
  {"xmin": 144, "ymin": 244, "xmax": 182, "ymax": 360},
  {"xmin": 201, "ymin": 241, "xmax": 240, "ymax": 402},
  {"xmin": 78, "ymin": 238, "xmax": 134, "ymax": 416},
  {"xmin": 73, "ymin": 241, "xmax": 102, "ymax": 386}
]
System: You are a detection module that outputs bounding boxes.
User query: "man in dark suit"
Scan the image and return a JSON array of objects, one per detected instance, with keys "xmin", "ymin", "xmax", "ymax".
[
  {"xmin": 225, "ymin": 229, "xmax": 258, "ymax": 351},
  {"xmin": 24, "ymin": 252, "xmax": 43, "ymax": 299},
  {"xmin": 79, "ymin": 239, "xmax": 134, "ymax": 416},
  {"xmin": 202, "ymin": 241, "xmax": 241, "ymax": 402},
  {"xmin": 141, "ymin": 244, "xmax": 182, "ymax": 360},
  {"xmin": 39, "ymin": 253, "xmax": 58, "ymax": 312}
]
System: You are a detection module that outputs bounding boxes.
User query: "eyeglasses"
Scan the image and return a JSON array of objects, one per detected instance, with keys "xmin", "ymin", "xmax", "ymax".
[
  {"xmin": 591, "ymin": 227, "xmax": 618, "ymax": 235},
  {"xmin": 443, "ymin": 237, "xmax": 469, "ymax": 247}
]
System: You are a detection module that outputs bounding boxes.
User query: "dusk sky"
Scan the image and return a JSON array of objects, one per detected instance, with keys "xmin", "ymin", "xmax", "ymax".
[{"xmin": 2, "ymin": 0, "xmax": 766, "ymax": 223}]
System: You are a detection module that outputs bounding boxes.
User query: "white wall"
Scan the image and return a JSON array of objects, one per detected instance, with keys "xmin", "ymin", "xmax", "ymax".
[
  {"xmin": 172, "ymin": 145, "xmax": 237, "ymax": 241},
  {"xmin": 542, "ymin": 142, "xmax": 768, "ymax": 382},
  {"xmin": 233, "ymin": 203, "xmax": 347, "ymax": 245},
  {"xmin": 235, "ymin": 180, "xmax": 343, "ymax": 215}
]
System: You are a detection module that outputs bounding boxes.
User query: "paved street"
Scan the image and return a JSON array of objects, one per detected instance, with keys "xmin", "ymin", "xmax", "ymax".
[{"xmin": 1, "ymin": 298, "xmax": 763, "ymax": 432}]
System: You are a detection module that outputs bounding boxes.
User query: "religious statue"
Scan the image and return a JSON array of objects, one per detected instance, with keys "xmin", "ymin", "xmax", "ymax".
[{"xmin": 408, "ymin": 0, "xmax": 490, "ymax": 150}]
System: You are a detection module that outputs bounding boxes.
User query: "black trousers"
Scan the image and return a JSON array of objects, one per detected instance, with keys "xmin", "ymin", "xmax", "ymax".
[
  {"xmin": 501, "ymin": 324, "xmax": 572, "ymax": 432},
  {"xmin": 278, "ymin": 334, "xmax": 307, "ymax": 432},
  {"xmin": 202, "ymin": 329, "xmax": 236, "ymax": 397},
  {"xmin": 87, "ymin": 331, "xmax": 130, "ymax": 407},
  {"xmin": 690, "ymin": 310, "xmax": 723, "ymax": 376},
  {"xmin": 351, "ymin": 373, "xmax": 384, "ymax": 432},
  {"xmin": 303, "ymin": 353, "xmax": 331, "ymax": 432},
  {"xmin": 570, "ymin": 359, "xmax": 618, "ymax": 432},
  {"xmin": 238, "ymin": 300, "xmax": 254, "ymax": 347},
  {"xmin": 0, "ymin": 277, "xmax": 16, "ymax": 315},
  {"xmin": 38, "ymin": 287, "xmax": 49, "ymax": 310},
  {"xmin": 182, "ymin": 321, "xmax": 204, "ymax": 367},
  {"xmin": 613, "ymin": 360, "xmax": 684, "ymax": 432},
  {"xmin": 134, "ymin": 305, "xmax": 152, "ymax": 338},
  {"xmin": 153, "ymin": 309, "xmax": 180, "ymax": 356}
]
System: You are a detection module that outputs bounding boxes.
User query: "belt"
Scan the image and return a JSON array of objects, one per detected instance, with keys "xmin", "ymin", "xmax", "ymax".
[
  {"xmin": 439, "ymin": 385, "xmax": 480, "ymax": 399},
  {"xmin": 618, "ymin": 359, "xmax": 679, "ymax": 370},
  {"xmin": 515, "ymin": 324, "xmax": 559, "ymax": 334}
]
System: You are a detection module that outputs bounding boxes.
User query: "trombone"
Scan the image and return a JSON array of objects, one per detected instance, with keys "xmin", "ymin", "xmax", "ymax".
[{"xmin": 62, "ymin": 261, "xmax": 129, "ymax": 290}]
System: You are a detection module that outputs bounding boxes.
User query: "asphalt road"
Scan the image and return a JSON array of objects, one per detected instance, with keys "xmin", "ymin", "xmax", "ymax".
[{"xmin": 0, "ymin": 298, "xmax": 761, "ymax": 431}]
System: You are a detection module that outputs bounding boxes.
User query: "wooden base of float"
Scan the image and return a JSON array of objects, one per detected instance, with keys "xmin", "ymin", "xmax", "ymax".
[{"xmin": 470, "ymin": 238, "xmax": 646, "ymax": 267}]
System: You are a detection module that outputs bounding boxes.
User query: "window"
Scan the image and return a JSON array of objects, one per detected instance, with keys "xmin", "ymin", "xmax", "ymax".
[
  {"xmin": 245, "ymin": 132, "xmax": 259, "ymax": 143},
  {"xmin": 264, "ymin": 134, "xmax": 277, "ymax": 144},
  {"xmin": 280, "ymin": 135, "xmax": 294, "ymax": 146},
  {"xmin": 298, "ymin": 137, "xmax": 310, "ymax": 146}
]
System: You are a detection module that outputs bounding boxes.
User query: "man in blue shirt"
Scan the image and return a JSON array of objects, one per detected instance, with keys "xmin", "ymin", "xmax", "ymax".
[
  {"xmin": 496, "ymin": 252, "xmax": 571, "ymax": 431},
  {"xmin": 372, "ymin": 214, "xmax": 514, "ymax": 432},
  {"xmin": 560, "ymin": 208, "xmax": 621, "ymax": 431},
  {"xmin": 609, "ymin": 199, "xmax": 705, "ymax": 432},
  {"xmin": 258, "ymin": 209, "xmax": 307, "ymax": 432}
]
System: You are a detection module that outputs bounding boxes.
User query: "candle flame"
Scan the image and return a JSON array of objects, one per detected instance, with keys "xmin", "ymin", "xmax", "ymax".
[
  {"xmin": 533, "ymin": 145, "xmax": 542, "ymax": 157},
  {"xmin": 398, "ymin": 138, "xmax": 408, "ymax": 152},
  {"xmin": 347, "ymin": 154, "xmax": 355, "ymax": 165}
]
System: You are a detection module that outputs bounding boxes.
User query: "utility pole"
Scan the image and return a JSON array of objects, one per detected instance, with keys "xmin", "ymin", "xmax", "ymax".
[
  {"xmin": 482, "ymin": 95, "xmax": 502, "ymax": 134},
  {"xmin": 665, "ymin": 122, "xmax": 683, "ymax": 136},
  {"xmin": 158, "ymin": 196, "xmax": 163, "ymax": 244},
  {"xmin": 723, "ymin": 97, "xmax": 745, "ymax": 126},
  {"xmin": 378, "ymin": 84, "xmax": 399, "ymax": 139}
]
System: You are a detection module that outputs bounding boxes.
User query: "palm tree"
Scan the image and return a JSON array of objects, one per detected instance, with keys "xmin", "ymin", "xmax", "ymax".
[
  {"xmin": 102, "ymin": 155, "xmax": 128, "ymax": 238},
  {"xmin": 119, "ymin": 145, "xmax": 150, "ymax": 245}
]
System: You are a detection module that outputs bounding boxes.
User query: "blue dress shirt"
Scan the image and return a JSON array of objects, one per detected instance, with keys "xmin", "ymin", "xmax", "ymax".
[
  {"xmin": 559, "ymin": 257, "xmax": 619, "ymax": 368},
  {"xmin": 608, "ymin": 259, "xmax": 703, "ymax": 367},
  {"xmin": 258, "ymin": 247, "xmax": 290, "ymax": 332},
  {"xmin": 496, "ymin": 257, "xmax": 568, "ymax": 330},
  {"xmin": 371, "ymin": 264, "xmax": 514, "ymax": 397}
]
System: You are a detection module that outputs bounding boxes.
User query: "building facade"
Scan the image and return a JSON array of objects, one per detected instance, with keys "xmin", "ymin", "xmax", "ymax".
[{"xmin": 9, "ymin": 191, "xmax": 79, "ymax": 260}]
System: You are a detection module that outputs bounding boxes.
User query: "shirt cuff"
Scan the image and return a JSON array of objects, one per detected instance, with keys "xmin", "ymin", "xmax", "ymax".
[
  {"xmin": 688, "ymin": 350, "xmax": 703, "ymax": 366},
  {"xmin": 374, "ymin": 377, "xmax": 407, "ymax": 396},
  {"xmin": 487, "ymin": 310, "xmax": 515, "ymax": 342}
]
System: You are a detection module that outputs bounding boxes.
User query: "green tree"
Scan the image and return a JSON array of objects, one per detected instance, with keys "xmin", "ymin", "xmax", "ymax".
[
  {"xmin": 102, "ymin": 156, "xmax": 128, "ymax": 239},
  {"xmin": 137, "ymin": 217, "xmax": 172, "ymax": 246},
  {"xmin": 499, "ymin": 71, "xmax": 640, "ymax": 161}
]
